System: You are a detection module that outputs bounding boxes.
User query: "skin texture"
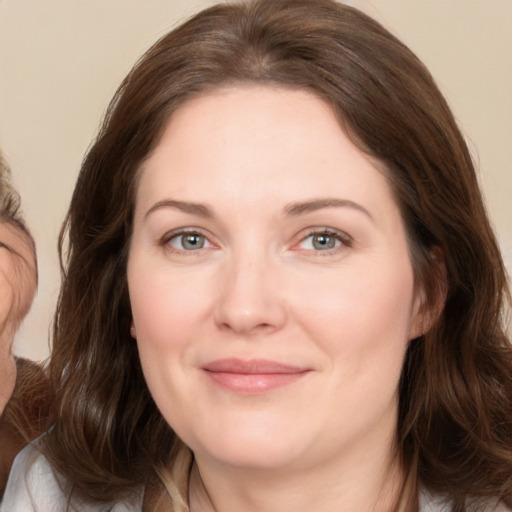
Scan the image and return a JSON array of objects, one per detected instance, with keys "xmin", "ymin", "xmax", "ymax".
[
  {"xmin": 128, "ymin": 86, "xmax": 425, "ymax": 512},
  {"xmin": 0, "ymin": 222, "xmax": 36, "ymax": 414}
]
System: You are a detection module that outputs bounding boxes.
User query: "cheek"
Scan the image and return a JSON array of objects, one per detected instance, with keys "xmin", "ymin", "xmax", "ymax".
[
  {"xmin": 0, "ymin": 351, "xmax": 16, "ymax": 414},
  {"xmin": 130, "ymin": 268, "xmax": 212, "ymax": 343},
  {"xmin": 293, "ymin": 258, "xmax": 416, "ymax": 428},
  {"xmin": 128, "ymin": 269, "xmax": 199, "ymax": 424},
  {"xmin": 128, "ymin": 260, "xmax": 217, "ymax": 398},
  {"xmin": 290, "ymin": 253, "xmax": 417, "ymax": 359}
]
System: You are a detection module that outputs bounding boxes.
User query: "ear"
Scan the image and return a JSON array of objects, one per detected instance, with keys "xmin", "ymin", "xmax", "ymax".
[
  {"xmin": 130, "ymin": 322, "xmax": 137, "ymax": 339},
  {"xmin": 409, "ymin": 246, "xmax": 447, "ymax": 340}
]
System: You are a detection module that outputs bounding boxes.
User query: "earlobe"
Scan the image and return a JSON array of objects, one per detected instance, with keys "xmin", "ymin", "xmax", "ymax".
[
  {"xmin": 409, "ymin": 246, "xmax": 448, "ymax": 340},
  {"xmin": 130, "ymin": 322, "xmax": 136, "ymax": 339},
  {"xmin": 409, "ymin": 287, "xmax": 427, "ymax": 341}
]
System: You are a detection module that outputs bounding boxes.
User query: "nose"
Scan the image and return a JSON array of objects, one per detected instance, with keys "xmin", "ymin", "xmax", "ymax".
[{"xmin": 213, "ymin": 251, "xmax": 287, "ymax": 336}]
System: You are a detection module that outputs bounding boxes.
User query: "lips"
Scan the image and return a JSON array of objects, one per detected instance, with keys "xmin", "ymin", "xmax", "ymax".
[{"xmin": 201, "ymin": 358, "xmax": 310, "ymax": 394}]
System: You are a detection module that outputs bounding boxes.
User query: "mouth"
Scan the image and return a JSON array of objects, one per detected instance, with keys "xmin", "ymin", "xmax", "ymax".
[{"xmin": 201, "ymin": 358, "xmax": 311, "ymax": 395}]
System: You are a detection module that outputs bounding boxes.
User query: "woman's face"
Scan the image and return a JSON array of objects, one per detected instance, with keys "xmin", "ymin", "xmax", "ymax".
[
  {"xmin": 128, "ymin": 86, "xmax": 424, "ymax": 472},
  {"xmin": 0, "ymin": 222, "xmax": 36, "ymax": 414}
]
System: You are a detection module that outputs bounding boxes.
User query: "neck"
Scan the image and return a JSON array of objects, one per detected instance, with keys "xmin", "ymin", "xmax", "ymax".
[{"xmin": 189, "ymin": 433, "xmax": 404, "ymax": 512}]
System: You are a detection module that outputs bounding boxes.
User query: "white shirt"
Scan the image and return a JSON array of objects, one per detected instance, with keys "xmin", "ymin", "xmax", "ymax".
[
  {"xmin": 2, "ymin": 443, "xmax": 511, "ymax": 512},
  {"xmin": 1, "ymin": 443, "xmax": 142, "ymax": 511}
]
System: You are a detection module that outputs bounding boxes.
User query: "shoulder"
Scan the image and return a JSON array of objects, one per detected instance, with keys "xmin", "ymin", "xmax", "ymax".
[
  {"xmin": 420, "ymin": 491, "xmax": 451, "ymax": 512},
  {"xmin": 492, "ymin": 502, "xmax": 512, "ymax": 512},
  {"xmin": 420, "ymin": 490, "xmax": 512, "ymax": 512},
  {"xmin": 1, "ymin": 440, "xmax": 68, "ymax": 511},
  {"xmin": 1, "ymin": 440, "xmax": 143, "ymax": 512}
]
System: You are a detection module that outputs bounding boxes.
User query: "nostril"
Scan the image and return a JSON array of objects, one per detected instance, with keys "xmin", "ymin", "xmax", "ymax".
[
  {"xmin": 214, "ymin": 301, "xmax": 287, "ymax": 335},
  {"xmin": 213, "ymin": 262, "xmax": 288, "ymax": 334}
]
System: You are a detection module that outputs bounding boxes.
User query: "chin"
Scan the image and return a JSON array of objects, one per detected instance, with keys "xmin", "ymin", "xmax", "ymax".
[
  {"xmin": 202, "ymin": 443, "xmax": 305, "ymax": 471},
  {"xmin": 188, "ymin": 420, "xmax": 313, "ymax": 471}
]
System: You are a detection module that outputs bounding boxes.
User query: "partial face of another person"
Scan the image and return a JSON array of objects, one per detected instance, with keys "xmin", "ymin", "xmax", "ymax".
[
  {"xmin": 128, "ymin": 86, "xmax": 425, "ymax": 472},
  {"xmin": 0, "ymin": 222, "xmax": 36, "ymax": 414}
]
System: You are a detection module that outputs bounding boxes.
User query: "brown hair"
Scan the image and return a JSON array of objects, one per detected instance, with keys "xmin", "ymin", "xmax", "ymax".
[
  {"xmin": 45, "ymin": 1, "xmax": 512, "ymax": 510},
  {"xmin": 0, "ymin": 150, "xmax": 23, "ymax": 228}
]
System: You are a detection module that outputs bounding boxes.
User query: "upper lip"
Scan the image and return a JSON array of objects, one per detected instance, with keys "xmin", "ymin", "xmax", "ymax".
[{"xmin": 202, "ymin": 358, "xmax": 309, "ymax": 374}]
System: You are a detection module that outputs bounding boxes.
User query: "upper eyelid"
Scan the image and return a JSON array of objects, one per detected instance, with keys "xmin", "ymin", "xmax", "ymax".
[
  {"xmin": 297, "ymin": 227, "xmax": 352, "ymax": 242},
  {"xmin": 162, "ymin": 227, "xmax": 211, "ymax": 239}
]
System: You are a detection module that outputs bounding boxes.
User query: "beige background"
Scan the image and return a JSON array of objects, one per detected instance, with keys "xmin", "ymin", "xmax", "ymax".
[{"xmin": 0, "ymin": 0, "xmax": 510, "ymax": 362}]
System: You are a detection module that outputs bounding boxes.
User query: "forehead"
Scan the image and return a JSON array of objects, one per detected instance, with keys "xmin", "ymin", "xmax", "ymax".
[{"xmin": 135, "ymin": 86, "xmax": 399, "ymax": 225}]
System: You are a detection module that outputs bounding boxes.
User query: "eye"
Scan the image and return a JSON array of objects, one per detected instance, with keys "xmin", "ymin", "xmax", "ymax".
[
  {"xmin": 167, "ymin": 232, "xmax": 212, "ymax": 251},
  {"xmin": 297, "ymin": 230, "xmax": 349, "ymax": 251}
]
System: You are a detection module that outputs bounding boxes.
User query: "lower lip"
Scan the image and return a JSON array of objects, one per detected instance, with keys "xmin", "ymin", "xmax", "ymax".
[{"xmin": 203, "ymin": 370, "xmax": 309, "ymax": 394}]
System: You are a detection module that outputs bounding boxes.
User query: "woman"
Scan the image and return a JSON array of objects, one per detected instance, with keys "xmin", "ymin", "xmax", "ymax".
[
  {"xmin": 3, "ymin": 1, "xmax": 511, "ymax": 511},
  {"xmin": 0, "ymin": 150, "xmax": 50, "ymax": 499},
  {"xmin": 0, "ymin": 150, "xmax": 38, "ymax": 415}
]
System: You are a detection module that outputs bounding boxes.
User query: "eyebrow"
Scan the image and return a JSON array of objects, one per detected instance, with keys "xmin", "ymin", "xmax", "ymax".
[
  {"xmin": 145, "ymin": 200, "xmax": 214, "ymax": 219},
  {"xmin": 283, "ymin": 198, "xmax": 374, "ymax": 221},
  {"xmin": 144, "ymin": 197, "xmax": 373, "ymax": 222}
]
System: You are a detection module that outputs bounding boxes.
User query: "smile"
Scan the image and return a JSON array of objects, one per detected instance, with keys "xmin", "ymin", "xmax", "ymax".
[{"xmin": 201, "ymin": 358, "xmax": 311, "ymax": 395}]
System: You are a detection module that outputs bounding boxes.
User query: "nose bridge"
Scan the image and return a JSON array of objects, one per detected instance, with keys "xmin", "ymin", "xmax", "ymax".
[{"xmin": 214, "ymin": 239, "xmax": 286, "ymax": 334}]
